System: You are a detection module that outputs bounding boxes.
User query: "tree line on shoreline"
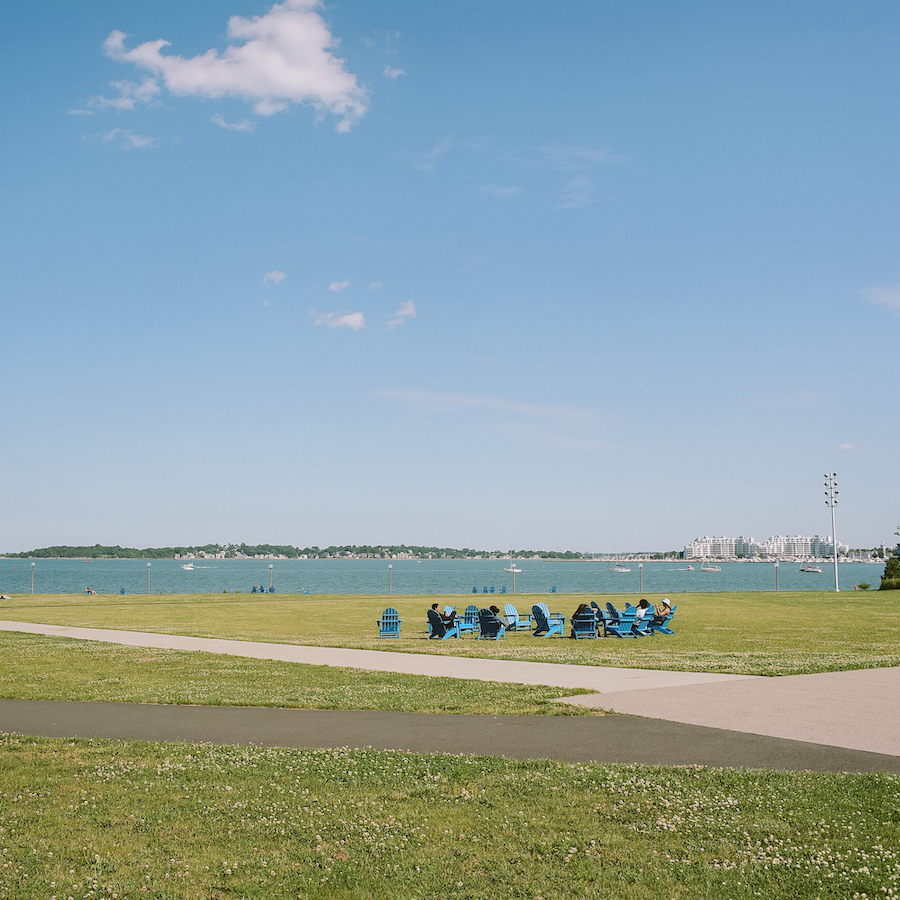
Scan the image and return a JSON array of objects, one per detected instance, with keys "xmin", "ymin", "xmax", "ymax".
[{"xmin": 3, "ymin": 543, "xmax": 683, "ymax": 561}]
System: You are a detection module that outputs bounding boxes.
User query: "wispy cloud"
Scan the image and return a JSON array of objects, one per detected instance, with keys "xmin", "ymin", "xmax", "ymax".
[
  {"xmin": 375, "ymin": 389, "xmax": 615, "ymax": 449},
  {"xmin": 76, "ymin": 77, "xmax": 161, "ymax": 113},
  {"xmin": 386, "ymin": 300, "xmax": 416, "ymax": 329},
  {"xmin": 539, "ymin": 143, "xmax": 626, "ymax": 209},
  {"xmin": 383, "ymin": 65, "xmax": 405, "ymax": 80},
  {"xmin": 329, "ymin": 280, "xmax": 350, "ymax": 292},
  {"xmin": 263, "ymin": 270, "xmax": 286, "ymax": 284},
  {"xmin": 314, "ymin": 311, "xmax": 365, "ymax": 330},
  {"xmin": 862, "ymin": 284, "xmax": 900, "ymax": 315},
  {"xmin": 100, "ymin": 0, "xmax": 368, "ymax": 131},
  {"xmin": 405, "ymin": 137, "xmax": 452, "ymax": 172},
  {"xmin": 212, "ymin": 113, "xmax": 255, "ymax": 133},
  {"xmin": 369, "ymin": 281, "xmax": 385, "ymax": 290},
  {"xmin": 839, "ymin": 443, "xmax": 853, "ymax": 450},
  {"xmin": 481, "ymin": 184, "xmax": 522, "ymax": 199},
  {"xmin": 101, "ymin": 128, "xmax": 158, "ymax": 149}
]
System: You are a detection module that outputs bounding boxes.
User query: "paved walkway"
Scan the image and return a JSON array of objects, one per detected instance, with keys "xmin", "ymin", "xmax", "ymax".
[{"xmin": 2, "ymin": 621, "xmax": 899, "ymax": 768}]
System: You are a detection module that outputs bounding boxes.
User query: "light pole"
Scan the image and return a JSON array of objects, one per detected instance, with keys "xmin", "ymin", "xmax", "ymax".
[
  {"xmin": 774, "ymin": 561, "xmax": 779, "ymax": 592},
  {"xmin": 388, "ymin": 564, "xmax": 392, "ymax": 595},
  {"xmin": 825, "ymin": 472, "xmax": 839, "ymax": 592},
  {"xmin": 638, "ymin": 562, "xmax": 643, "ymax": 593},
  {"xmin": 504, "ymin": 563, "xmax": 522, "ymax": 594},
  {"xmin": 31, "ymin": 562, "xmax": 35, "ymax": 594},
  {"xmin": 268, "ymin": 564, "xmax": 273, "ymax": 592},
  {"xmin": 146, "ymin": 562, "xmax": 151, "ymax": 595}
]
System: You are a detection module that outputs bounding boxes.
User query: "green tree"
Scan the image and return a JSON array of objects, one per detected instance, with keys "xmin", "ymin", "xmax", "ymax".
[{"xmin": 879, "ymin": 526, "xmax": 900, "ymax": 590}]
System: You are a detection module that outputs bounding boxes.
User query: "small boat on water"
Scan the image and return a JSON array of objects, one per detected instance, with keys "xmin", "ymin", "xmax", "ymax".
[
  {"xmin": 608, "ymin": 564, "xmax": 631, "ymax": 573},
  {"xmin": 180, "ymin": 563, "xmax": 195, "ymax": 571},
  {"xmin": 800, "ymin": 564, "xmax": 823, "ymax": 573},
  {"xmin": 700, "ymin": 562, "xmax": 722, "ymax": 572}
]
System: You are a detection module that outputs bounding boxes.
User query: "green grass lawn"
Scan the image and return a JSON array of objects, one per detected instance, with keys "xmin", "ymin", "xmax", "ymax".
[
  {"xmin": 0, "ymin": 632, "xmax": 591, "ymax": 715},
  {"xmin": 2, "ymin": 590, "xmax": 899, "ymax": 675},
  {"xmin": 1, "ymin": 734, "xmax": 898, "ymax": 900}
]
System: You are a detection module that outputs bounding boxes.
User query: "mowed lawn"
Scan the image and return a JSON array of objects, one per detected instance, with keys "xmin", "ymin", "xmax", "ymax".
[
  {"xmin": 2, "ymin": 592, "xmax": 900, "ymax": 899},
  {"xmin": 2, "ymin": 589, "xmax": 899, "ymax": 675}
]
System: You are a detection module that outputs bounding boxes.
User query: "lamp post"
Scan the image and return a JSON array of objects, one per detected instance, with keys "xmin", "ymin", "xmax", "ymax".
[
  {"xmin": 825, "ymin": 472, "xmax": 839, "ymax": 592},
  {"xmin": 638, "ymin": 562, "xmax": 643, "ymax": 593},
  {"xmin": 774, "ymin": 561, "xmax": 779, "ymax": 592},
  {"xmin": 504, "ymin": 562, "xmax": 522, "ymax": 594},
  {"xmin": 31, "ymin": 562, "xmax": 35, "ymax": 594},
  {"xmin": 268, "ymin": 564, "xmax": 273, "ymax": 592},
  {"xmin": 147, "ymin": 562, "xmax": 151, "ymax": 595},
  {"xmin": 388, "ymin": 564, "xmax": 392, "ymax": 595}
]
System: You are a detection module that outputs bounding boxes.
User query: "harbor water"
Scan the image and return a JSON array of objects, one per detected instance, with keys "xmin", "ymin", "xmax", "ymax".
[{"xmin": 1, "ymin": 558, "xmax": 886, "ymax": 597}]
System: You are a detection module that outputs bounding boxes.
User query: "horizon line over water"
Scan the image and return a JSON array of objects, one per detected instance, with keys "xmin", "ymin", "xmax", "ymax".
[{"xmin": 2, "ymin": 558, "xmax": 886, "ymax": 597}]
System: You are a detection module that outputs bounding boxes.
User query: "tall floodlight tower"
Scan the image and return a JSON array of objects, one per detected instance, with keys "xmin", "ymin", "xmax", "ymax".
[{"xmin": 824, "ymin": 473, "xmax": 839, "ymax": 592}]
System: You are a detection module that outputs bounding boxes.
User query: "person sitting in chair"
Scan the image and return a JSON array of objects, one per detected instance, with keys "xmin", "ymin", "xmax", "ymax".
[{"xmin": 428, "ymin": 603, "xmax": 456, "ymax": 638}]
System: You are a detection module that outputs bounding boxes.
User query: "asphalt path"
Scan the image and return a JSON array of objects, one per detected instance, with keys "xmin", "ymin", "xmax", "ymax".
[{"xmin": 2, "ymin": 621, "xmax": 899, "ymax": 772}]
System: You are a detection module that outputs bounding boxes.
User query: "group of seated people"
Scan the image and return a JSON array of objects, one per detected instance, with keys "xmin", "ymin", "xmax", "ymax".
[
  {"xmin": 428, "ymin": 602, "xmax": 504, "ymax": 638},
  {"xmin": 569, "ymin": 598, "xmax": 670, "ymax": 637}
]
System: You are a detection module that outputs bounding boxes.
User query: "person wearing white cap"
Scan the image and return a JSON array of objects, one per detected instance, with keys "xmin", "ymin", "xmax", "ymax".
[{"xmin": 654, "ymin": 598, "xmax": 671, "ymax": 618}]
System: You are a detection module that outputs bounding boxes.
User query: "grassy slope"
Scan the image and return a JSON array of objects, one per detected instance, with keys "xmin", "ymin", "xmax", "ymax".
[
  {"xmin": 0, "ymin": 735, "xmax": 898, "ymax": 900},
  {"xmin": 2, "ymin": 590, "xmax": 899, "ymax": 675}
]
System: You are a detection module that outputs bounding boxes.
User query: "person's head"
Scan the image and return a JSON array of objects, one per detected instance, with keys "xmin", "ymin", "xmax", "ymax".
[
  {"xmin": 489, "ymin": 605, "xmax": 500, "ymax": 614},
  {"xmin": 660, "ymin": 597, "xmax": 671, "ymax": 610},
  {"xmin": 431, "ymin": 603, "xmax": 439, "ymax": 611},
  {"xmin": 639, "ymin": 599, "xmax": 650, "ymax": 609},
  {"xmin": 574, "ymin": 603, "xmax": 588, "ymax": 615}
]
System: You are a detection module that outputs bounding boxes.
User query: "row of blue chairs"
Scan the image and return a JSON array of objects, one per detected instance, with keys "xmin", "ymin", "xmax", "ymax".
[
  {"xmin": 471, "ymin": 586, "xmax": 558, "ymax": 594},
  {"xmin": 377, "ymin": 601, "xmax": 677, "ymax": 640}
]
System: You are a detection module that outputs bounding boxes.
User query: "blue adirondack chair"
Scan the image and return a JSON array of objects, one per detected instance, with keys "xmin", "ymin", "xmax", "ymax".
[
  {"xmin": 649, "ymin": 604, "xmax": 677, "ymax": 635},
  {"xmin": 633, "ymin": 607, "xmax": 655, "ymax": 636},
  {"xmin": 590, "ymin": 601, "xmax": 612, "ymax": 637},
  {"xmin": 477, "ymin": 608, "xmax": 506, "ymax": 640},
  {"xmin": 572, "ymin": 610, "xmax": 598, "ymax": 639},
  {"xmin": 503, "ymin": 603, "xmax": 533, "ymax": 631},
  {"xmin": 531, "ymin": 602, "xmax": 565, "ymax": 638},
  {"xmin": 472, "ymin": 586, "xmax": 479, "ymax": 594},
  {"xmin": 427, "ymin": 607, "xmax": 460, "ymax": 639},
  {"xmin": 604, "ymin": 603, "xmax": 637, "ymax": 638},
  {"xmin": 499, "ymin": 585, "xmax": 507, "ymax": 593},
  {"xmin": 377, "ymin": 607, "xmax": 402, "ymax": 638},
  {"xmin": 550, "ymin": 586, "xmax": 557, "ymax": 593},
  {"xmin": 456, "ymin": 604, "xmax": 480, "ymax": 635}
]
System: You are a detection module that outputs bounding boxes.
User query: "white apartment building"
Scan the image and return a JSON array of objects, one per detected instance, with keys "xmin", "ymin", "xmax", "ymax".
[{"xmin": 684, "ymin": 534, "xmax": 847, "ymax": 559}]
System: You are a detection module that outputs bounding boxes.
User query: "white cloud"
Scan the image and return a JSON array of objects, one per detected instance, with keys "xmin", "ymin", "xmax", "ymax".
[
  {"xmin": 212, "ymin": 113, "xmax": 255, "ymax": 132},
  {"xmin": 102, "ymin": 0, "xmax": 368, "ymax": 131},
  {"xmin": 314, "ymin": 311, "xmax": 365, "ymax": 330},
  {"xmin": 386, "ymin": 300, "xmax": 416, "ymax": 329},
  {"xmin": 862, "ymin": 284, "xmax": 900, "ymax": 314},
  {"xmin": 328, "ymin": 280, "xmax": 350, "ymax": 292},
  {"xmin": 383, "ymin": 65, "xmax": 405, "ymax": 79},
  {"xmin": 369, "ymin": 281, "xmax": 385, "ymax": 290},
  {"xmin": 101, "ymin": 128, "xmax": 158, "ymax": 149},
  {"xmin": 263, "ymin": 270, "xmax": 286, "ymax": 284},
  {"xmin": 839, "ymin": 443, "xmax": 853, "ymax": 450},
  {"xmin": 481, "ymin": 184, "xmax": 522, "ymax": 199},
  {"xmin": 406, "ymin": 137, "xmax": 452, "ymax": 172},
  {"xmin": 84, "ymin": 77, "xmax": 162, "ymax": 112}
]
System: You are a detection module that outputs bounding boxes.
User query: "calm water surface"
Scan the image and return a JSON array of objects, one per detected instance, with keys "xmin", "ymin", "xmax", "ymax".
[{"xmin": 2, "ymin": 558, "xmax": 885, "ymax": 596}]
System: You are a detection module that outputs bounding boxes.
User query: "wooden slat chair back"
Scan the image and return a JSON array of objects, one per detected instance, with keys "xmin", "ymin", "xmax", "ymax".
[
  {"xmin": 531, "ymin": 602, "xmax": 565, "ymax": 638},
  {"xmin": 377, "ymin": 607, "xmax": 402, "ymax": 638},
  {"xmin": 477, "ymin": 608, "xmax": 506, "ymax": 640},
  {"xmin": 457, "ymin": 604, "xmax": 480, "ymax": 635},
  {"xmin": 503, "ymin": 603, "xmax": 533, "ymax": 631},
  {"xmin": 572, "ymin": 610, "xmax": 598, "ymax": 639}
]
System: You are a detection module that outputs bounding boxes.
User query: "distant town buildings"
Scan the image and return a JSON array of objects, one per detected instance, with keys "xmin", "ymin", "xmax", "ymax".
[{"xmin": 684, "ymin": 534, "xmax": 849, "ymax": 559}]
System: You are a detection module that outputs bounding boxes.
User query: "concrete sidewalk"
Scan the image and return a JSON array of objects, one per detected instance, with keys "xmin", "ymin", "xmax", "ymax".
[{"xmin": 2, "ymin": 620, "xmax": 898, "ymax": 760}]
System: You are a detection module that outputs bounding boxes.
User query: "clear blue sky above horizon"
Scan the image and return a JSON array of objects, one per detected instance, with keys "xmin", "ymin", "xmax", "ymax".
[{"xmin": 2, "ymin": 0, "xmax": 897, "ymax": 554}]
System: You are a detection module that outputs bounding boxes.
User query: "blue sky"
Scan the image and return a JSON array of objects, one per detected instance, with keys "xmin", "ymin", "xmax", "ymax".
[{"xmin": 2, "ymin": 0, "xmax": 898, "ymax": 553}]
